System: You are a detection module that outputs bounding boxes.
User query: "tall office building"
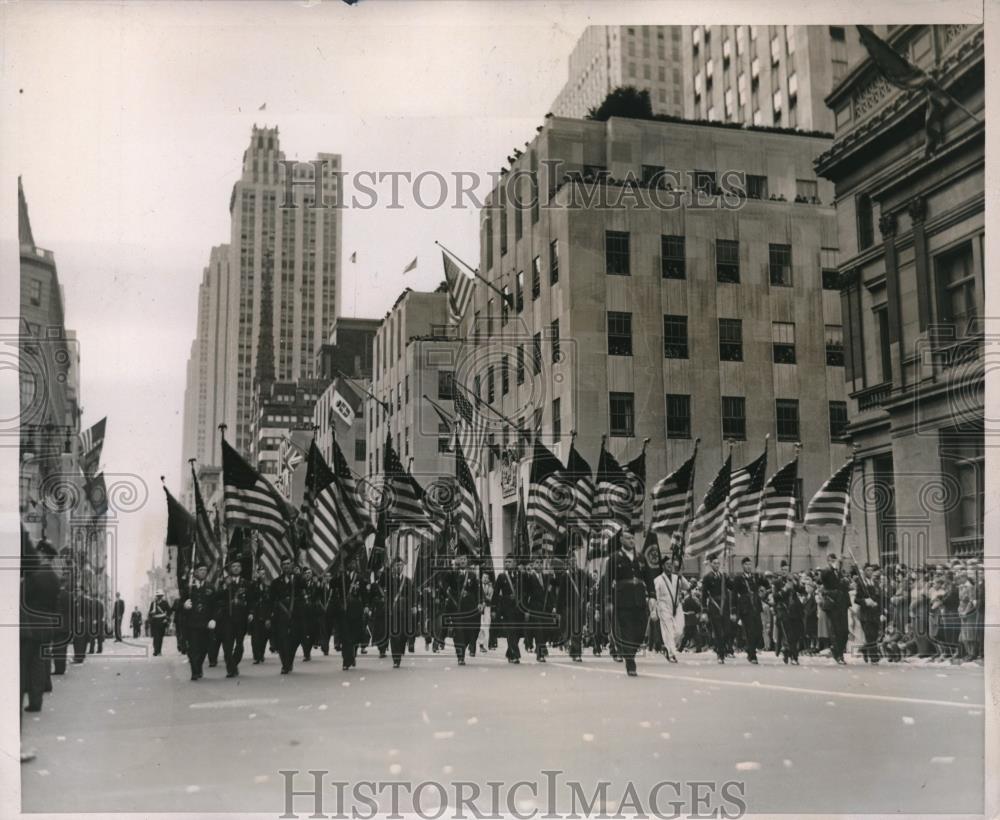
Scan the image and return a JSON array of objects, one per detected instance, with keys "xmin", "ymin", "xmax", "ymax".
[
  {"xmin": 551, "ymin": 26, "xmax": 685, "ymax": 118},
  {"xmin": 682, "ymin": 25, "xmax": 870, "ymax": 132}
]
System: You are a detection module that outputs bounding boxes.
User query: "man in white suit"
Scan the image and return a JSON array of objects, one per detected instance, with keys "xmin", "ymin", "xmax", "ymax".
[{"xmin": 653, "ymin": 555, "xmax": 689, "ymax": 663}]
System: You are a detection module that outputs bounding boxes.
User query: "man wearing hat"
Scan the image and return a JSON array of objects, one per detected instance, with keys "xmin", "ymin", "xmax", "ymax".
[
  {"xmin": 701, "ymin": 553, "xmax": 731, "ymax": 664},
  {"xmin": 603, "ymin": 529, "xmax": 656, "ymax": 676},
  {"xmin": 820, "ymin": 553, "xmax": 850, "ymax": 664},
  {"xmin": 248, "ymin": 566, "xmax": 271, "ymax": 663},
  {"xmin": 856, "ymin": 563, "xmax": 883, "ymax": 664},
  {"xmin": 445, "ymin": 548, "xmax": 481, "ymax": 665},
  {"xmin": 331, "ymin": 552, "xmax": 368, "ymax": 670},
  {"xmin": 21, "ymin": 538, "xmax": 61, "ymax": 712},
  {"xmin": 520, "ymin": 555, "xmax": 550, "ymax": 663},
  {"xmin": 386, "ymin": 556, "xmax": 416, "ymax": 668},
  {"xmin": 268, "ymin": 556, "xmax": 308, "ymax": 674},
  {"xmin": 182, "ymin": 561, "xmax": 217, "ymax": 680},
  {"xmin": 493, "ymin": 554, "xmax": 522, "ymax": 663},
  {"xmin": 731, "ymin": 556, "xmax": 765, "ymax": 664},
  {"xmin": 653, "ymin": 555, "xmax": 689, "ymax": 663},
  {"xmin": 147, "ymin": 591, "xmax": 171, "ymax": 656},
  {"xmin": 215, "ymin": 555, "xmax": 251, "ymax": 677}
]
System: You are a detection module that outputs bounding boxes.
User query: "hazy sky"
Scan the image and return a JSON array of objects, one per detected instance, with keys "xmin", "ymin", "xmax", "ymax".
[{"xmin": 2, "ymin": 0, "xmax": 981, "ymax": 602}]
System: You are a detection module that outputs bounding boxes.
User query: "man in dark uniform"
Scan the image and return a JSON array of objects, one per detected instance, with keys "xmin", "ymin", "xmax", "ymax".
[
  {"xmin": 386, "ymin": 557, "xmax": 416, "ymax": 668},
  {"xmin": 493, "ymin": 554, "xmax": 522, "ymax": 663},
  {"xmin": 112, "ymin": 592, "xmax": 125, "ymax": 641},
  {"xmin": 182, "ymin": 562, "xmax": 216, "ymax": 680},
  {"xmin": 71, "ymin": 584, "xmax": 90, "ymax": 664},
  {"xmin": 297, "ymin": 567, "xmax": 317, "ymax": 662},
  {"xmin": 269, "ymin": 557, "xmax": 307, "ymax": 674},
  {"xmin": 21, "ymin": 539, "xmax": 61, "ymax": 712},
  {"xmin": 819, "ymin": 553, "xmax": 850, "ymax": 664},
  {"xmin": 368, "ymin": 564, "xmax": 390, "ymax": 659},
  {"xmin": 701, "ymin": 554, "xmax": 730, "ymax": 664},
  {"xmin": 446, "ymin": 549, "xmax": 481, "ymax": 665},
  {"xmin": 856, "ymin": 563, "xmax": 883, "ymax": 664},
  {"xmin": 130, "ymin": 606, "xmax": 143, "ymax": 639},
  {"xmin": 215, "ymin": 556, "xmax": 251, "ymax": 677},
  {"xmin": 603, "ymin": 530, "xmax": 655, "ymax": 676},
  {"xmin": 313, "ymin": 569, "xmax": 334, "ymax": 657},
  {"xmin": 248, "ymin": 566, "xmax": 270, "ymax": 663},
  {"xmin": 51, "ymin": 562, "xmax": 73, "ymax": 676},
  {"xmin": 588, "ymin": 569, "xmax": 607, "ymax": 656},
  {"xmin": 778, "ymin": 574, "xmax": 805, "ymax": 664},
  {"xmin": 555, "ymin": 553, "xmax": 589, "ymax": 662},
  {"xmin": 87, "ymin": 594, "xmax": 105, "ymax": 654},
  {"xmin": 731, "ymin": 557, "xmax": 765, "ymax": 664},
  {"xmin": 521, "ymin": 556, "xmax": 550, "ymax": 662},
  {"xmin": 332, "ymin": 552, "xmax": 368, "ymax": 670},
  {"xmin": 148, "ymin": 592, "xmax": 171, "ymax": 656}
]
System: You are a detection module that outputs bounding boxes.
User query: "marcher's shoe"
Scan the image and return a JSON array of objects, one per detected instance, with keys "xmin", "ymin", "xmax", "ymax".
[
  {"xmin": 572, "ymin": 656, "xmax": 582, "ymax": 663},
  {"xmin": 208, "ymin": 662, "xmax": 217, "ymax": 668},
  {"xmin": 393, "ymin": 660, "xmax": 401, "ymax": 668},
  {"xmin": 457, "ymin": 659, "xmax": 466, "ymax": 666},
  {"xmin": 717, "ymin": 658, "xmax": 725, "ymax": 664},
  {"xmin": 378, "ymin": 651, "xmax": 386, "ymax": 659},
  {"xmin": 280, "ymin": 667, "xmax": 290, "ymax": 674},
  {"xmin": 226, "ymin": 672, "xmax": 236, "ymax": 678},
  {"xmin": 360, "ymin": 647, "xmax": 368, "ymax": 654},
  {"xmin": 342, "ymin": 663, "xmax": 350, "ymax": 671},
  {"xmin": 791, "ymin": 658, "xmax": 799, "ymax": 665},
  {"xmin": 303, "ymin": 656, "xmax": 311, "ymax": 662},
  {"xmin": 627, "ymin": 669, "xmax": 638, "ymax": 677},
  {"xmin": 513, "ymin": 658, "xmax": 520, "ymax": 664},
  {"xmin": 20, "ymin": 747, "xmax": 36, "ymax": 763},
  {"xmin": 749, "ymin": 658, "xmax": 759, "ymax": 665},
  {"xmin": 24, "ymin": 704, "xmax": 42, "ymax": 713},
  {"xmin": 537, "ymin": 655, "xmax": 546, "ymax": 663}
]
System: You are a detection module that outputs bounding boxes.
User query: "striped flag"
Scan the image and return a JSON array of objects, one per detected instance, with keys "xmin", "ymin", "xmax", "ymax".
[
  {"xmin": 805, "ymin": 458, "xmax": 855, "ymax": 528},
  {"xmin": 383, "ymin": 433, "xmax": 424, "ymax": 522},
  {"xmin": 79, "ymin": 417, "xmax": 106, "ymax": 477},
  {"xmin": 686, "ymin": 455, "xmax": 732, "ymax": 558},
  {"xmin": 222, "ymin": 439, "xmax": 292, "ymax": 538},
  {"xmin": 650, "ymin": 449, "xmax": 697, "ymax": 534},
  {"xmin": 527, "ymin": 438, "xmax": 566, "ymax": 534},
  {"xmin": 454, "ymin": 440, "xmax": 482, "ymax": 553},
  {"xmin": 513, "ymin": 490, "xmax": 531, "ymax": 562},
  {"xmin": 452, "ymin": 387, "xmax": 488, "ymax": 475},
  {"xmin": 587, "ymin": 521, "xmax": 622, "ymax": 559},
  {"xmin": 759, "ymin": 456, "xmax": 800, "ymax": 534},
  {"xmin": 565, "ymin": 443, "xmax": 595, "ymax": 521},
  {"xmin": 729, "ymin": 448, "xmax": 768, "ymax": 530},
  {"xmin": 301, "ymin": 440, "xmax": 368, "ymax": 573},
  {"xmin": 624, "ymin": 450, "xmax": 646, "ymax": 532},
  {"xmin": 192, "ymin": 464, "xmax": 223, "ymax": 581},
  {"xmin": 442, "ymin": 251, "xmax": 475, "ymax": 325},
  {"xmin": 331, "ymin": 438, "xmax": 369, "ymax": 531},
  {"xmin": 594, "ymin": 446, "xmax": 633, "ymax": 527},
  {"xmin": 257, "ymin": 531, "xmax": 292, "ymax": 579}
]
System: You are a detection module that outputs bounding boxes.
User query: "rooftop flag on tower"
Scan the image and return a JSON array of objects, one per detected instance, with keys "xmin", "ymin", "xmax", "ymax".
[{"xmin": 79, "ymin": 417, "xmax": 107, "ymax": 477}]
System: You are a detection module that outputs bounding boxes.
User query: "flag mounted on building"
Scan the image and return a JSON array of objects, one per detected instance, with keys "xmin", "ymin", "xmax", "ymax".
[
  {"xmin": 729, "ymin": 444, "xmax": 768, "ymax": 530},
  {"xmin": 453, "ymin": 440, "xmax": 483, "ymax": 554},
  {"xmin": 805, "ymin": 457, "xmax": 855, "ymax": 528},
  {"xmin": 513, "ymin": 487, "xmax": 531, "ymax": 562},
  {"xmin": 84, "ymin": 472, "xmax": 108, "ymax": 517},
  {"xmin": 758, "ymin": 454, "xmax": 800, "ymax": 534},
  {"xmin": 442, "ymin": 250, "xmax": 475, "ymax": 326},
  {"xmin": 686, "ymin": 454, "xmax": 732, "ymax": 558},
  {"xmin": 192, "ymin": 464, "xmax": 223, "ymax": 580},
  {"xmin": 221, "ymin": 438, "xmax": 292, "ymax": 538},
  {"xmin": 527, "ymin": 438, "xmax": 566, "ymax": 534},
  {"xmin": 79, "ymin": 417, "xmax": 106, "ymax": 477},
  {"xmin": 650, "ymin": 444, "xmax": 698, "ymax": 534},
  {"xmin": 331, "ymin": 437, "xmax": 369, "ymax": 531},
  {"xmin": 452, "ymin": 385, "xmax": 488, "ymax": 475}
]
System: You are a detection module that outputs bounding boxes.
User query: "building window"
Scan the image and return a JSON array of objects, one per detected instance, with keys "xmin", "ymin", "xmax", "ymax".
[
  {"xmin": 517, "ymin": 344, "xmax": 525, "ymax": 385},
  {"xmin": 533, "ymin": 332, "xmax": 542, "ymax": 375},
  {"xmin": 769, "ymin": 244, "xmax": 793, "ymax": 286},
  {"xmin": 609, "ymin": 392, "xmax": 635, "ymax": 437},
  {"xmin": 746, "ymin": 174, "xmax": 768, "ymax": 200},
  {"xmin": 487, "ymin": 365, "xmax": 496, "ymax": 404},
  {"xmin": 514, "ymin": 198, "xmax": 522, "ymax": 241},
  {"xmin": 438, "ymin": 370, "xmax": 455, "ymax": 400},
  {"xmin": 716, "ymin": 239, "xmax": 740, "ymax": 283},
  {"xmin": 438, "ymin": 422, "xmax": 451, "ymax": 453},
  {"xmin": 405, "ymin": 375, "xmax": 410, "ymax": 404},
  {"xmin": 501, "ymin": 286, "xmax": 511, "ymax": 326},
  {"xmin": 719, "ymin": 318, "xmax": 743, "ymax": 361},
  {"xmin": 661, "ymin": 235, "xmax": 686, "ymax": 279},
  {"xmin": 552, "ymin": 397, "xmax": 561, "ymax": 440},
  {"xmin": 499, "ymin": 202, "xmax": 508, "ymax": 256},
  {"xmin": 823, "ymin": 269, "xmax": 841, "ymax": 290},
  {"xmin": 666, "ymin": 394, "xmax": 691, "ymax": 440},
  {"xmin": 551, "ymin": 320, "xmax": 560, "ymax": 363},
  {"xmin": 826, "ymin": 325, "xmax": 845, "ymax": 366},
  {"xmin": 486, "ymin": 298, "xmax": 496, "ymax": 338},
  {"xmin": 643, "ymin": 164, "xmax": 664, "ymax": 185},
  {"xmin": 549, "ymin": 240, "xmax": 559, "ymax": 284},
  {"xmin": 935, "ymin": 241, "xmax": 977, "ymax": 340},
  {"xmin": 606, "ymin": 231, "xmax": 630, "ymax": 275},
  {"xmin": 663, "ymin": 315, "xmax": 688, "ymax": 359},
  {"xmin": 515, "ymin": 271, "xmax": 524, "ymax": 313},
  {"xmin": 354, "ymin": 438, "xmax": 367, "ymax": 463},
  {"xmin": 27, "ymin": 279, "xmax": 42, "ymax": 306},
  {"xmin": 776, "ymin": 399, "xmax": 800, "ymax": 441},
  {"xmin": 829, "ymin": 401, "xmax": 848, "ymax": 441},
  {"xmin": 941, "ymin": 428, "xmax": 984, "ymax": 549},
  {"xmin": 693, "ymin": 170, "xmax": 717, "ymax": 195},
  {"xmin": 722, "ymin": 396, "xmax": 746, "ymax": 441},
  {"xmin": 473, "ymin": 374, "xmax": 481, "ymax": 400},
  {"xmin": 772, "ymin": 322, "xmax": 797, "ymax": 364},
  {"xmin": 795, "ymin": 179, "xmax": 817, "ymax": 201},
  {"xmin": 607, "ymin": 312, "xmax": 633, "ymax": 356},
  {"xmin": 532, "ymin": 255, "xmax": 542, "ymax": 299},
  {"xmin": 856, "ymin": 194, "xmax": 875, "ymax": 251}
]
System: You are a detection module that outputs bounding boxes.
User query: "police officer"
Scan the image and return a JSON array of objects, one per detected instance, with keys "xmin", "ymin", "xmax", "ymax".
[
  {"xmin": 147, "ymin": 591, "xmax": 171, "ymax": 656},
  {"xmin": 215, "ymin": 556, "xmax": 251, "ymax": 677},
  {"xmin": 182, "ymin": 562, "xmax": 216, "ymax": 680},
  {"xmin": 269, "ymin": 557, "xmax": 307, "ymax": 674},
  {"xmin": 248, "ymin": 567, "xmax": 270, "ymax": 663}
]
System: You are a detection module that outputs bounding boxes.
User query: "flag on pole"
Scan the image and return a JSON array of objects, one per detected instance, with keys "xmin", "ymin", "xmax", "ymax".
[
  {"xmin": 454, "ymin": 440, "xmax": 482, "ymax": 553},
  {"xmin": 565, "ymin": 442, "xmax": 595, "ymax": 522},
  {"xmin": 331, "ymin": 388, "xmax": 356, "ymax": 426},
  {"xmin": 729, "ymin": 448, "xmax": 768, "ymax": 530},
  {"xmin": 301, "ymin": 440, "xmax": 368, "ymax": 574},
  {"xmin": 650, "ymin": 448, "xmax": 697, "ymax": 533},
  {"xmin": 805, "ymin": 458, "xmax": 855, "ymax": 528},
  {"xmin": 587, "ymin": 521, "xmax": 622, "ymax": 559},
  {"xmin": 513, "ymin": 489, "xmax": 531, "ymax": 562},
  {"xmin": 594, "ymin": 445, "xmax": 631, "ymax": 527},
  {"xmin": 222, "ymin": 439, "xmax": 292, "ymax": 537},
  {"xmin": 758, "ymin": 456, "xmax": 800, "ymax": 534},
  {"xmin": 442, "ymin": 250, "xmax": 475, "ymax": 325},
  {"xmin": 331, "ymin": 437, "xmax": 369, "ymax": 529},
  {"xmin": 403, "ymin": 256, "xmax": 418, "ymax": 274},
  {"xmin": 624, "ymin": 450, "xmax": 646, "ymax": 532},
  {"xmin": 686, "ymin": 455, "xmax": 732, "ymax": 558},
  {"xmin": 163, "ymin": 485, "xmax": 196, "ymax": 588},
  {"xmin": 383, "ymin": 433, "xmax": 424, "ymax": 521},
  {"xmin": 84, "ymin": 472, "xmax": 108, "ymax": 517},
  {"xmin": 192, "ymin": 464, "xmax": 223, "ymax": 580},
  {"xmin": 350, "ymin": 251, "xmax": 357, "ymax": 263},
  {"xmin": 452, "ymin": 386, "xmax": 488, "ymax": 475},
  {"xmin": 527, "ymin": 439, "xmax": 566, "ymax": 534},
  {"xmin": 79, "ymin": 417, "xmax": 106, "ymax": 477}
]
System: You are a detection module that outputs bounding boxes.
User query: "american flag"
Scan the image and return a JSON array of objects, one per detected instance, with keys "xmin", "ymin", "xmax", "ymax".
[
  {"xmin": 624, "ymin": 450, "xmax": 646, "ymax": 532},
  {"xmin": 222, "ymin": 439, "xmax": 292, "ymax": 538},
  {"xmin": 79, "ymin": 417, "xmax": 106, "ymax": 477},
  {"xmin": 729, "ymin": 448, "xmax": 768, "ymax": 530},
  {"xmin": 650, "ymin": 448, "xmax": 697, "ymax": 534},
  {"xmin": 587, "ymin": 520, "xmax": 622, "ymax": 559},
  {"xmin": 686, "ymin": 454, "xmax": 732, "ymax": 558},
  {"xmin": 454, "ymin": 440, "xmax": 483, "ymax": 553},
  {"xmin": 565, "ymin": 443, "xmax": 595, "ymax": 522},
  {"xmin": 301, "ymin": 440, "xmax": 368, "ymax": 573},
  {"xmin": 331, "ymin": 438, "xmax": 370, "ymax": 531},
  {"xmin": 192, "ymin": 464, "xmax": 223, "ymax": 581},
  {"xmin": 527, "ymin": 438, "xmax": 566, "ymax": 534},
  {"xmin": 594, "ymin": 446, "xmax": 637, "ymax": 528},
  {"xmin": 759, "ymin": 456, "xmax": 800, "ymax": 534},
  {"xmin": 442, "ymin": 250, "xmax": 475, "ymax": 326},
  {"xmin": 257, "ymin": 530, "xmax": 293, "ymax": 579},
  {"xmin": 805, "ymin": 457, "xmax": 855, "ymax": 528},
  {"xmin": 383, "ymin": 433, "xmax": 424, "ymax": 521},
  {"xmin": 452, "ymin": 386, "xmax": 488, "ymax": 475}
]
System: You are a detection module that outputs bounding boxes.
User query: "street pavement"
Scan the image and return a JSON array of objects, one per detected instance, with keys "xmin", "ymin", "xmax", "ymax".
[{"xmin": 22, "ymin": 637, "xmax": 984, "ymax": 815}]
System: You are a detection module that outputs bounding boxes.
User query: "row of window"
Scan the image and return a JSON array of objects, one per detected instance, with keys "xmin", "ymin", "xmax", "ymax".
[{"xmin": 608, "ymin": 391, "xmax": 848, "ymax": 442}]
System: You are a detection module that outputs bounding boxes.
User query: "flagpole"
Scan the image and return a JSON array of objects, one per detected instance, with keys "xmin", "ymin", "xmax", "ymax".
[
  {"xmin": 435, "ymin": 240, "xmax": 513, "ymax": 307},
  {"xmin": 786, "ymin": 442, "xmax": 802, "ymax": 570},
  {"xmin": 335, "ymin": 369, "xmax": 391, "ymax": 413},
  {"xmin": 187, "ymin": 458, "xmax": 197, "ymax": 590},
  {"xmin": 423, "ymin": 394, "xmax": 455, "ymax": 423},
  {"xmin": 453, "ymin": 378, "xmax": 525, "ymax": 437},
  {"xmin": 752, "ymin": 434, "xmax": 770, "ymax": 571}
]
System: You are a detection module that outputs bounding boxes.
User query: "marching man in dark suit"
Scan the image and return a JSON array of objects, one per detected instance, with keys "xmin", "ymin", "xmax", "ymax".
[
  {"xmin": 332, "ymin": 553, "xmax": 368, "ymax": 671},
  {"xmin": 386, "ymin": 556, "xmax": 417, "ymax": 668},
  {"xmin": 604, "ymin": 530, "xmax": 656, "ymax": 677},
  {"xmin": 555, "ymin": 551, "xmax": 589, "ymax": 662},
  {"xmin": 182, "ymin": 562, "xmax": 216, "ymax": 680},
  {"xmin": 248, "ymin": 567, "xmax": 271, "ymax": 663},
  {"xmin": 112, "ymin": 592, "xmax": 125, "ymax": 642},
  {"xmin": 521, "ymin": 556, "xmax": 551, "ymax": 662},
  {"xmin": 493, "ymin": 554, "xmax": 522, "ymax": 663},
  {"xmin": 215, "ymin": 556, "xmax": 251, "ymax": 677},
  {"xmin": 147, "ymin": 591, "xmax": 171, "ymax": 656},
  {"xmin": 819, "ymin": 553, "xmax": 850, "ymax": 664},
  {"xmin": 701, "ymin": 554, "xmax": 730, "ymax": 664},
  {"xmin": 268, "ymin": 556, "xmax": 307, "ymax": 674},
  {"xmin": 731, "ymin": 556, "xmax": 765, "ymax": 664},
  {"xmin": 446, "ymin": 548, "xmax": 481, "ymax": 666}
]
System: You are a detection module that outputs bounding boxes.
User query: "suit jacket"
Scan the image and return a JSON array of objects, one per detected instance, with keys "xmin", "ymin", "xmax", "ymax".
[
  {"xmin": 113, "ymin": 599, "xmax": 125, "ymax": 619},
  {"xmin": 701, "ymin": 569, "xmax": 730, "ymax": 616},
  {"xmin": 607, "ymin": 550, "xmax": 654, "ymax": 611},
  {"xmin": 447, "ymin": 569, "xmax": 480, "ymax": 616},
  {"xmin": 185, "ymin": 581, "xmax": 216, "ymax": 630},
  {"xmin": 148, "ymin": 598, "xmax": 171, "ymax": 627},
  {"xmin": 493, "ymin": 571, "xmax": 520, "ymax": 622},
  {"xmin": 653, "ymin": 572, "xmax": 688, "ymax": 618},
  {"xmin": 269, "ymin": 574, "xmax": 308, "ymax": 624},
  {"xmin": 731, "ymin": 572, "xmax": 764, "ymax": 619},
  {"xmin": 215, "ymin": 576, "xmax": 250, "ymax": 625}
]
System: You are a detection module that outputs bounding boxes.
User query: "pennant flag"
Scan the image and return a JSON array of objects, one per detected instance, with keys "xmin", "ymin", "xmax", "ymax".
[
  {"xmin": 759, "ymin": 456, "xmax": 800, "ymax": 534},
  {"xmin": 527, "ymin": 438, "xmax": 567, "ymax": 534},
  {"xmin": 594, "ymin": 446, "xmax": 633, "ymax": 527},
  {"xmin": 331, "ymin": 388, "xmax": 356, "ymax": 426},
  {"xmin": 222, "ymin": 439, "xmax": 292, "ymax": 537},
  {"xmin": 350, "ymin": 251, "xmax": 357, "ymax": 263},
  {"xmin": 79, "ymin": 417, "xmax": 106, "ymax": 477},
  {"xmin": 454, "ymin": 440, "xmax": 482, "ymax": 553},
  {"xmin": 729, "ymin": 447, "xmax": 769, "ymax": 530},
  {"xmin": 442, "ymin": 250, "xmax": 475, "ymax": 325},
  {"xmin": 452, "ymin": 386, "xmax": 488, "ymax": 475},
  {"xmin": 192, "ymin": 464, "xmax": 223, "ymax": 580},
  {"xmin": 686, "ymin": 455, "xmax": 732, "ymax": 558},
  {"xmin": 805, "ymin": 458, "xmax": 855, "ymax": 528},
  {"xmin": 163, "ymin": 485, "xmax": 195, "ymax": 548},
  {"xmin": 640, "ymin": 526, "xmax": 662, "ymax": 572},
  {"xmin": 403, "ymin": 256, "xmax": 418, "ymax": 274},
  {"xmin": 624, "ymin": 450, "xmax": 646, "ymax": 532},
  {"xmin": 85, "ymin": 472, "xmax": 108, "ymax": 517},
  {"xmin": 383, "ymin": 433, "xmax": 424, "ymax": 521},
  {"xmin": 650, "ymin": 448, "xmax": 697, "ymax": 533},
  {"xmin": 564, "ymin": 442, "xmax": 595, "ymax": 522}
]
